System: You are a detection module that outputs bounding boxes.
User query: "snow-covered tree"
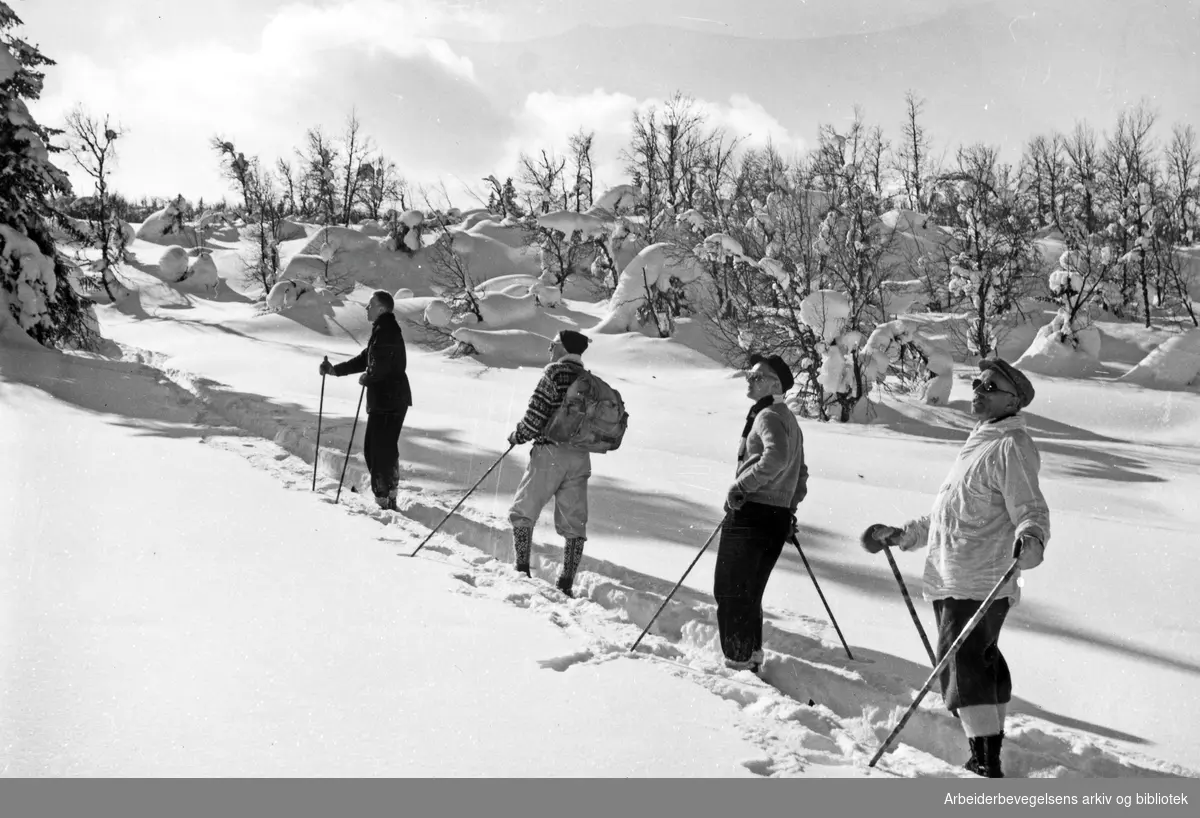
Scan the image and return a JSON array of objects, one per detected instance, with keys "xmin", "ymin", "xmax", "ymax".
[
  {"xmin": 63, "ymin": 105, "xmax": 129, "ymax": 301},
  {"xmin": 938, "ymin": 143, "xmax": 1041, "ymax": 358},
  {"xmin": 358, "ymin": 154, "xmax": 406, "ymax": 220},
  {"xmin": 1101, "ymin": 101, "xmax": 1159, "ymax": 326},
  {"xmin": 622, "ymin": 92, "xmax": 723, "ymax": 243},
  {"xmin": 568, "ymin": 128, "xmax": 595, "ymax": 212},
  {"xmin": 893, "ymin": 90, "xmax": 937, "ymax": 213},
  {"xmin": 298, "ymin": 126, "xmax": 338, "ymax": 225},
  {"xmin": 336, "ymin": 109, "xmax": 373, "ymax": 226},
  {"xmin": 0, "ymin": 4, "xmax": 98, "ymax": 349}
]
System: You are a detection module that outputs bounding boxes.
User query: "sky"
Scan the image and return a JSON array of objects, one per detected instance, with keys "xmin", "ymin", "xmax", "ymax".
[{"xmin": 16, "ymin": 0, "xmax": 1200, "ymax": 206}]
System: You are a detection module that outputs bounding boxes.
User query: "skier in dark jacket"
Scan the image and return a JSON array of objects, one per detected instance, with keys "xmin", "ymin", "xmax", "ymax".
[
  {"xmin": 320, "ymin": 290, "xmax": 412, "ymax": 510},
  {"xmin": 715, "ymin": 353, "xmax": 808, "ymax": 674}
]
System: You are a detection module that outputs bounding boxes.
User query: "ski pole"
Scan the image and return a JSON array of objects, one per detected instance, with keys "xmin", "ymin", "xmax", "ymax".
[
  {"xmin": 868, "ymin": 552, "xmax": 1022, "ymax": 768},
  {"xmin": 408, "ymin": 443, "xmax": 516, "ymax": 558},
  {"xmin": 334, "ymin": 384, "xmax": 365, "ymax": 505},
  {"xmin": 790, "ymin": 534, "xmax": 853, "ymax": 661},
  {"xmin": 629, "ymin": 517, "xmax": 726, "ymax": 653},
  {"xmin": 312, "ymin": 359, "xmax": 328, "ymax": 492},
  {"xmin": 883, "ymin": 543, "xmax": 937, "ymax": 666}
]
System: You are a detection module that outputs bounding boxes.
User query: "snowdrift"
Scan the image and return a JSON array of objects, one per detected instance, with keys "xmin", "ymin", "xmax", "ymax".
[
  {"xmin": 1119, "ymin": 328, "xmax": 1200, "ymax": 389},
  {"xmin": 135, "ymin": 204, "xmax": 191, "ymax": 245},
  {"xmin": 177, "ymin": 253, "xmax": 219, "ymax": 293},
  {"xmin": 451, "ymin": 327, "xmax": 553, "ymax": 367},
  {"xmin": 445, "ymin": 229, "xmax": 541, "ymax": 283},
  {"xmin": 476, "ymin": 291, "xmax": 539, "ymax": 327},
  {"xmin": 265, "ymin": 279, "xmax": 325, "ymax": 312},
  {"xmin": 1015, "ymin": 316, "xmax": 1104, "ymax": 377},
  {"xmin": 296, "ymin": 225, "xmax": 379, "ymax": 256},
  {"xmin": 157, "ymin": 245, "xmax": 189, "ymax": 279}
]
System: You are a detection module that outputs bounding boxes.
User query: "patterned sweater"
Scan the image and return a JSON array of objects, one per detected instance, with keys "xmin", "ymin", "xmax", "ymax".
[{"xmin": 512, "ymin": 355, "xmax": 585, "ymax": 444}]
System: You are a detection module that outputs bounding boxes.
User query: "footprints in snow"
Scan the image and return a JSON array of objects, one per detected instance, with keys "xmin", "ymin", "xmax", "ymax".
[{"xmin": 209, "ymin": 432, "xmax": 1177, "ymax": 779}]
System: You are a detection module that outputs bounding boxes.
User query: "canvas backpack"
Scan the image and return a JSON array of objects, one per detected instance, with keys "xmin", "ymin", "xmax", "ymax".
[{"xmin": 543, "ymin": 368, "xmax": 629, "ymax": 453}]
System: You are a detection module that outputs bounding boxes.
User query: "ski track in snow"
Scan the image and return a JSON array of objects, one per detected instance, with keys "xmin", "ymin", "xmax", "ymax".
[{"xmin": 110, "ymin": 340, "xmax": 1197, "ymax": 779}]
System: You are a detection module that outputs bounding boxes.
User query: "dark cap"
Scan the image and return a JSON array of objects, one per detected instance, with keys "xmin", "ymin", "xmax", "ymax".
[
  {"xmin": 748, "ymin": 352, "xmax": 795, "ymax": 393},
  {"xmin": 555, "ymin": 329, "xmax": 590, "ymax": 355},
  {"xmin": 978, "ymin": 356, "xmax": 1035, "ymax": 409}
]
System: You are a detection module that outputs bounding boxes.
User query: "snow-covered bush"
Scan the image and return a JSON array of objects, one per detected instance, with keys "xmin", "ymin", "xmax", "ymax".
[
  {"xmin": 136, "ymin": 199, "xmax": 189, "ymax": 244},
  {"xmin": 158, "ymin": 245, "xmax": 190, "ymax": 279},
  {"xmin": 592, "ymin": 242, "xmax": 705, "ymax": 335},
  {"xmin": 860, "ymin": 319, "xmax": 954, "ymax": 405},
  {"xmin": 265, "ymin": 279, "xmax": 312, "ymax": 312},
  {"xmin": 178, "ymin": 253, "xmax": 218, "ymax": 293},
  {"xmin": 1015, "ymin": 311, "xmax": 1103, "ymax": 376},
  {"xmin": 423, "ymin": 299, "xmax": 453, "ymax": 328}
]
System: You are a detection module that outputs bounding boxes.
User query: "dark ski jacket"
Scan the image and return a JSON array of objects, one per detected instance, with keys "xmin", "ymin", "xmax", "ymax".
[{"xmin": 332, "ymin": 311, "xmax": 412, "ymax": 413}]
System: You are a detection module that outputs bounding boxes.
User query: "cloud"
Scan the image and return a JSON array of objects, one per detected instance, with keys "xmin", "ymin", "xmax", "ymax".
[
  {"xmin": 32, "ymin": 0, "xmax": 494, "ymax": 199},
  {"xmin": 260, "ymin": 0, "xmax": 489, "ymax": 83},
  {"xmin": 494, "ymin": 89, "xmax": 809, "ymax": 194}
]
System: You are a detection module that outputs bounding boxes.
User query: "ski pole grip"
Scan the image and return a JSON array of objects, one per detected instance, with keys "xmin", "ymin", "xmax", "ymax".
[{"xmin": 1012, "ymin": 537, "xmax": 1024, "ymax": 560}]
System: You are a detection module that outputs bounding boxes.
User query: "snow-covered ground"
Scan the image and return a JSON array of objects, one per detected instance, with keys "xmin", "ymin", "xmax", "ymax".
[{"xmin": 4, "ymin": 231, "xmax": 1200, "ymax": 778}]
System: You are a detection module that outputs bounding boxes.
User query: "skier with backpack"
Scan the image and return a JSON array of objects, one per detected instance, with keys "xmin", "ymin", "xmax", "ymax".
[{"xmin": 507, "ymin": 329, "xmax": 627, "ymax": 597}]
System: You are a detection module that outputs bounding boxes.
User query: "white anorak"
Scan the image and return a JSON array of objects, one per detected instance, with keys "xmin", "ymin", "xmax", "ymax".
[{"xmin": 897, "ymin": 415, "xmax": 1050, "ymax": 605}]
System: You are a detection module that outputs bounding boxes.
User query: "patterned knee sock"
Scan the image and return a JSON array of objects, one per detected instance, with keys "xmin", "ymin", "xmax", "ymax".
[
  {"xmin": 558, "ymin": 537, "xmax": 585, "ymax": 593},
  {"xmin": 512, "ymin": 527, "xmax": 533, "ymax": 575}
]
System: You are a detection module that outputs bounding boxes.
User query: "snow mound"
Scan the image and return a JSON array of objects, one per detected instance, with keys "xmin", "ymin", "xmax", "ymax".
[
  {"xmin": 451, "ymin": 328, "xmax": 553, "ymax": 366},
  {"xmin": 445, "ymin": 230, "xmax": 540, "ymax": 282},
  {"xmin": 280, "ymin": 254, "xmax": 326, "ymax": 284},
  {"xmin": 177, "ymin": 253, "xmax": 218, "ymax": 292},
  {"xmin": 274, "ymin": 220, "xmax": 307, "ymax": 242},
  {"xmin": 464, "ymin": 219, "xmax": 533, "ymax": 251},
  {"xmin": 477, "ymin": 291, "xmax": 539, "ymax": 327},
  {"xmin": 589, "ymin": 184, "xmax": 640, "ymax": 216},
  {"xmin": 358, "ymin": 220, "xmax": 390, "ymax": 237},
  {"xmin": 593, "ymin": 243, "xmax": 704, "ymax": 334},
  {"xmin": 536, "ymin": 210, "xmax": 610, "ymax": 240},
  {"xmin": 1015, "ymin": 316, "xmax": 1104, "ymax": 377},
  {"xmin": 393, "ymin": 288, "xmax": 414, "ymax": 300},
  {"xmin": 531, "ymin": 283, "xmax": 562, "ymax": 307},
  {"xmin": 296, "ymin": 226, "xmax": 378, "ymax": 256},
  {"xmin": 399, "ymin": 210, "xmax": 425, "ymax": 229},
  {"xmin": 460, "ymin": 210, "xmax": 495, "ymax": 230},
  {"xmin": 158, "ymin": 246, "xmax": 190, "ymax": 279},
  {"xmin": 424, "ymin": 299, "xmax": 453, "ymax": 328},
  {"xmin": 265, "ymin": 279, "xmax": 315, "ymax": 312},
  {"xmin": 1119, "ymin": 328, "xmax": 1200, "ymax": 389},
  {"xmin": 880, "ymin": 209, "xmax": 931, "ymax": 232},
  {"xmin": 136, "ymin": 204, "xmax": 193, "ymax": 245},
  {"xmin": 476, "ymin": 274, "xmax": 540, "ymax": 294}
]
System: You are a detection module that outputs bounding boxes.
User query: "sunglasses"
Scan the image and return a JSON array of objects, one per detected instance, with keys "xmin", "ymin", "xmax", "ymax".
[
  {"xmin": 746, "ymin": 372, "xmax": 778, "ymax": 384},
  {"xmin": 972, "ymin": 377, "xmax": 1017, "ymax": 398}
]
